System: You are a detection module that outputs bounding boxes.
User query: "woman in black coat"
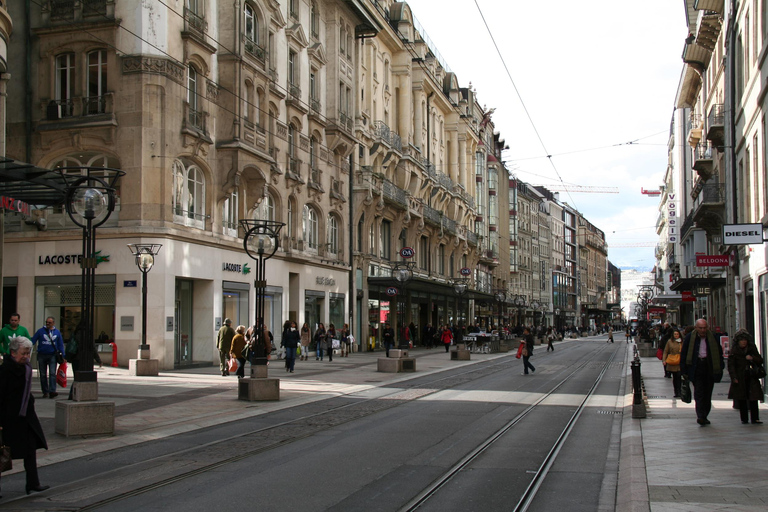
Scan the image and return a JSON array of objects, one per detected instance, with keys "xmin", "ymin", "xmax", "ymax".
[
  {"xmin": 727, "ymin": 329, "xmax": 764, "ymax": 424},
  {"xmin": 0, "ymin": 337, "xmax": 49, "ymax": 496},
  {"xmin": 281, "ymin": 321, "xmax": 301, "ymax": 373}
]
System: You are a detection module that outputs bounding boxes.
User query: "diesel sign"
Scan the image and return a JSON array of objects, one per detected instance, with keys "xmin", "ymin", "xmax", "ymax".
[{"xmin": 722, "ymin": 223, "xmax": 764, "ymax": 245}]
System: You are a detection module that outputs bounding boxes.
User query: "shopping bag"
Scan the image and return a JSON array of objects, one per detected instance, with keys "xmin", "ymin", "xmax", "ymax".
[
  {"xmin": 680, "ymin": 375, "xmax": 692, "ymax": 404},
  {"xmin": 297, "ymin": 345, "xmax": 302, "ymax": 356},
  {"xmin": 56, "ymin": 361, "xmax": 68, "ymax": 388},
  {"xmin": 0, "ymin": 432, "xmax": 12, "ymax": 473},
  {"xmin": 516, "ymin": 342, "xmax": 525, "ymax": 359},
  {"xmin": 656, "ymin": 348, "xmax": 663, "ymax": 360},
  {"xmin": 228, "ymin": 357, "xmax": 239, "ymax": 373}
]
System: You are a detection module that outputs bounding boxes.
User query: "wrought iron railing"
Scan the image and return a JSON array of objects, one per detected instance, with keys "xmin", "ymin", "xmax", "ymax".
[
  {"xmin": 184, "ymin": 7, "xmax": 207, "ymax": 35},
  {"xmin": 83, "ymin": 95, "xmax": 107, "ymax": 116},
  {"xmin": 244, "ymin": 38, "xmax": 266, "ymax": 61},
  {"xmin": 708, "ymin": 103, "xmax": 724, "ymax": 128},
  {"xmin": 382, "ymin": 178, "xmax": 407, "ymax": 208}
]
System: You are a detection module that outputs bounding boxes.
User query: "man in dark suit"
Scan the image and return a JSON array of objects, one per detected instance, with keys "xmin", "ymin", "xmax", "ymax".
[{"xmin": 680, "ymin": 318, "xmax": 724, "ymax": 426}]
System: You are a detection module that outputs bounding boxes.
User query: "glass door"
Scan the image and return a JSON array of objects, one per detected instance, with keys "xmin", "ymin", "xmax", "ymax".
[{"xmin": 175, "ymin": 280, "xmax": 193, "ymax": 366}]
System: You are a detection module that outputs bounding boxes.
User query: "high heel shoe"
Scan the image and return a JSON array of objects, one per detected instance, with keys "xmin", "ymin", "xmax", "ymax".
[{"xmin": 26, "ymin": 484, "xmax": 49, "ymax": 495}]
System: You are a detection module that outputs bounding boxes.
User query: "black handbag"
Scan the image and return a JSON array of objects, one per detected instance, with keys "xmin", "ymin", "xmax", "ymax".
[
  {"xmin": 748, "ymin": 361, "xmax": 767, "ymax": 380},
  {"xmin": 55, "ymin": 351, "xmax": 64, "ymax": 365},
  {"xmin": 680, "ymin": 375, "xmax": 692, "ymax": 404},
  {"xmin": 0, "ymin": 432, "xmax": 12, "ymax": 473}
]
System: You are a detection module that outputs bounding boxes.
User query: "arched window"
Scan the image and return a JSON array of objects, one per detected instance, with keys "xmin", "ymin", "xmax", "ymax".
[
  {"xmin": 303, "ymin": 205, "xmax": 318, "ymax": 250},
  {"xmin": 245, "ymin": 4, "xmax": 258, "ymax": 42},
  {"xmin": 222, "ymin": 189, "xmax": 238, "ymax": 235},
  {"xmin": 50, "ymin": 153, "xmax": 122, "ymax": 216},
  {"xmin": 172, "ymin": 159, "xmax": 206, "ymax": 229},
  {"xmin": 254, "ymin": 192, "xmax": 274, "ymax": 221},
  {"xmin": 356, "ymin": 214, "xmax": 364, "ymax": 252},
  {"xmin": 327, "ymin": 214, "xmax": 339, "ymax": 255}
]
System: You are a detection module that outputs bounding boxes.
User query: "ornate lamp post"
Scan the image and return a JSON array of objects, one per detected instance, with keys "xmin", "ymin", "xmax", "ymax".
[
  {"xmin": 555, "ymin": 308, "xmax": 561, "ymax": 330},
  {"xmin": 494, "ymin": 289, "xmax": 506, "ymax": 330},
  {"xmin": 391, "ymin": 261, "xmax": 415, "ymax": 349},
  {"xmin": 240, "ymin": 219, "xmax": 285, "ymax": 363},
  {"xmin": 127, "ymin": 243, "xmax": 162, "ymax": 351},
  {"xmin": 452, "ymin": 277, "xmax": 469, "ymax": 327},
  {"xmin": 514, "ymin": 295, "xmax": 528, "ymax": 326},
  {"xmin": 62, "ymin": 168, "xmax": 123, "ymax": 386}
]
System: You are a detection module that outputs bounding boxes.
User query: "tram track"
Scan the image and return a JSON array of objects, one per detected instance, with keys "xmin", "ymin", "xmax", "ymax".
[
  {"xmin": 399, "ymin": 343, "xmax": 621, "ymax": 512},
  {"xmin": 9, "ymin": 340, "xmax": 618, "ymax": 511}
]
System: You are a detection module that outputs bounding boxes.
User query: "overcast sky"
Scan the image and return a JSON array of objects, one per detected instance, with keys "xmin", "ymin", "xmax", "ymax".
[{"xmin": 405, "ymin": 0, "xmax": 685, "ymax": 270}]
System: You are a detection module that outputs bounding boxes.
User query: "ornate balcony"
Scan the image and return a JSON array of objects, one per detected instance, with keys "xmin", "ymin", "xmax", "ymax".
[
  {"xmin": 706, "ymin": 104, "xmax": 725, "ymax": 149},
  {"xmin": 371, "ymin": 121, "xmax": 403, "ymax": 152},
  {"xmin": 693, "ymin": 10, "xmax": 722, "ymax": 52},
  {"xmin": 244, "ymin": 37, "xmax": 266, "ymax": 63},
  {"xmin": 381, "ymin": 178, "xmax": 408, "ymax": 210},
  {"xmin": 692, "ymin": 140, "xmax": 714, "ymax": 180},
  {"xmin": 691, "ymin": 181, "xmax": 725, "ymax": 233},
  {"xmin": 687, "ymin": 113, "xmax": 703, "ymax": 146}
]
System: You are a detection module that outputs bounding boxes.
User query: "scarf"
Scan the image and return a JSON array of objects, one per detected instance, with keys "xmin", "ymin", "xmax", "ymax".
[
  {"xmin": 685, "ymin": 330, "xmax": 722, "ymax": 374},
  {"xmin": 19, "ymin": 362, "xmax": 32, "ymax": 417}
]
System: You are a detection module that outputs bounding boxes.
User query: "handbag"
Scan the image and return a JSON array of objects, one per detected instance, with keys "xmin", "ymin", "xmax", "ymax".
[
  {"xmin": 228, "ymin": 357, "xmax": 238, "ymax": 373},
  {"xmin": 56, "ymin": 361, "xmax": 68, "ymax": 388},
  {"xmin": 0, "ymin": 432, "xmax": 12, "ymax": 473},
  {"xmin": 665, "ymin": 353, "xmax": 681, "ymax": 366},
  {"xmin": 680, "ymin": 375, "xmax": 692, "ymax": 403},
  {"xmin": 747, "ymin": 361, "xmax": 767, "ymax": 379},
  {"xmin": 297, "ymin": 345, "xmax": 301, "ymax": 356},
  {"xmin": 656, "ymin": 348, "xmax": 663, "ymax": 360}
]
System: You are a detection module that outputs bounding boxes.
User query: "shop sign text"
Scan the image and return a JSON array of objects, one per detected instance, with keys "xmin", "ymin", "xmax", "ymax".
[
  {"xmin": 38, "ymin": 250, "xmax": 110, "ymax": 266},
  {"xmin": 222, "ymin": 262, "xmax": 251, "ymax": 274},
  {"xmin": 1, "ymin": 196, "xmax": 31, "ymax": 216},
  {"xmin": 316, "ymin": 276, "xmax": 336, "ymax": 286}
]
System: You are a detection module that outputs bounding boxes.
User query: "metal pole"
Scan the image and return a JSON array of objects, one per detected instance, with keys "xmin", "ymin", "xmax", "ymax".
[{"xmin": 141, "ymin": 268, "xmax": 148, "ymax": 346}]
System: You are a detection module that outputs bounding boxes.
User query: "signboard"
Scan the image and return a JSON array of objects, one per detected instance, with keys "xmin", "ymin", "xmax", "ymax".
[
  {"xmin": 166, "ymin": 317, "xmax": 174, "ymax": 332},
  {"xmin": 369, "ymin": 309, "xmax": 380, "ymax": 322},
  {"xmin": 648, "ymin": 306, "xmax": 666, "ymax": 314},
  {"xmin": 681, "ymin": 291, "xmax": 696, "ymax": 302},
  {"xmin": 720, "ymin": 336, "xmax": 730, "ymax": 358},
  {"xmin": 460, "ymin": 267, "xmax": 471, "ymax": 276},
  {"xmin": 386, "ymin": 287, "xmax": 398, "ymax": 296},
  {"xmin": 696, "ymin": 254, "xmax": 729, "ymax": 267},
  {"xmin": 722, "ymin": 223, "xmax": 764, "ymax": 245},
  {"xmin": 667, "ymin": 194, "xmax": 679, "ymax": 243},
  {"xmin": 399, "ymin": 247, "xmax": 415, "ymax": 259},
  {"xmin": 124, "ymin": 280, "xmax": 138, "ymax": 288},
  {"xmin": 1, "ymin": 195, "xmax": 31, "ymax": 216},
  {"xmin": 120, "ymin": 316, "xmax": 134, "ymax": 331}
]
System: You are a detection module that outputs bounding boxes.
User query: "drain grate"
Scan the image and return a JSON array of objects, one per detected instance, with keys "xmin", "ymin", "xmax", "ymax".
[
  {"xmin": 647, "ymin": 395, "xmax": 667, "ymax": 399},
  {"xmin": 597, "ymin": 410, "xmax": 622, "ymax": 415}
]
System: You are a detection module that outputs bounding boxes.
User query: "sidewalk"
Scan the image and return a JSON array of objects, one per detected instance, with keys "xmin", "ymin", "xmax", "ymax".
[{"xmin": 619, "ymin": 351, "xmax": 768, "ymax": 512}]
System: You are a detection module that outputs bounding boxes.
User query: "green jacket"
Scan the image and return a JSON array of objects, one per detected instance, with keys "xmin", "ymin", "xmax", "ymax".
[
  {"xmin": 0, "ymin": 324, "xmax": 31, "ymax": 355},
  {"xmin": 216, "ymin": 325, "xmax": 235, "ymax": 352}
]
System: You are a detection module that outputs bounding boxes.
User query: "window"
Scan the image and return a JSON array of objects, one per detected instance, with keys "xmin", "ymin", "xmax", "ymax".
[
  {"xmin": 187, "ymin": 65, "xmax": 202, "ymax": 129},
  {"xmin": 310, "ymin": 137, "xmax": 317, "ymax": 169},
  {"xmin": 55, "ymin": 53, "xmax": 75, "ymax": 117},
  {"xmin": 86, "ymin": 50, "xmax": 107, "ymax": 115},
  {"xmin": 369, "ymin": 222, "xmax": 376, "ymax": 255},
  {"xmin": 222, "ymin": 190, "xmax": 238, "ymax": 235},
  {"xmin": 49, "ymin": 153, "xmax": 121, "ymax": 216},
  {"xmin": 380, "ymin": 219, "xmax": 391, "ymax": 260},
  {"xmin": 172, "ymin": 159, "xmax": 206, "ymax": 229},
  {"xmin": 288, "ymin": 50, "xmax": 297, "ymax": 87},
  {"xmin": 186, "ymin": 0, "xmax": 201, "ymax": 15},
  {"xmin": 289, "ymin": 0, "xmax": 298, "ymax": 19},
  {"xmin": 340, "ymin": 23, "xmax": 346, "ymax": 54},
  {"xmin": 287, "ymin": 197, "xmax": 295, "ymax": 240},
  {"xmin": 244, "ymin": 81, "xmax": 254, "ymax": 124},
  {"xmin": 303, "ymin": 205, "xmax": 318, "ymax": 250},
  {"xmin": 245, "ymin": 4, "xmax": 257, "ymax": 42},
  {"xmin": 327, "ymin": 215, "xmax": 338, "ymax": 255},
  {"xmin": 438, "ymin": 244, "xmax": 445, "ymax": 275},
  {"xmin": 311, "ymin": 2, "xmax": 319, "ymax": 38},
  {"xmin": 419, "ymin": 236, "xmax": 428, "ymax": 270},
  {"xmin": 357, "ymin": 214, "xmax": 364, "ymax": 252}
]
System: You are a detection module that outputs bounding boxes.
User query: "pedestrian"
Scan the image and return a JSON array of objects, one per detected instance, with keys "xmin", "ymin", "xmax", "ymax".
[
  {"xmin": 680, "ymin": 318, "xmax": 724, "ymax": 426},
  {"xmin": 522, "ymin": 327, "xmax": 536, "ymax": 375},
  {"xmin": 625, "ymin": 326, "xmax": 631, "ymax": 343},
  {"xmin": 314, "ymin": 323, "xmax": 327, "ymax": 361},
  {"xmin": 340, "ymin": 323, "xmax": 351, "ymax": 357},
  {"xmin": 0, "ymin": 337, "xmax": 50, "ymax": 496},
  {"xmin": 658, "ymin": 322, "xmax": 673, "ymax": 378},
  {"xmin": 300, "ymin": 322, "xmax": 311, "ymax": 360},
  {"xmin": 607, "ymin": 326, "xmax": 614, "ymax": 343},
  {"xmin": 546, "ymin": 327, "xmax": 555, "ymax": 351},
  {"xmin": 0, "ymin": 313, "xmax": 31, "ymax": 359},
  {"xmin": 423, "ymin": 323, "xmax": 435, "ymax": 349},
  {"xmin": 325, "ymin": 324, "xmax": 337, "ymax": 362},
  {"xmin": 29, "ymin": 317, "xmax": 65, "ymax": 398},
  {"xmin": 382, "ymin": 322, "xmax": 395, "ymax": 357},
  {"xmin": 727, "ymin": 329, "xmax": 764, "ymax": 425},
  {"xmin": 441, "ymin": 324, "xmax": 453, "ymax": 353},
  {"xmin": 216, "ymin": 318, "xmax": 235, "ymax": 376},
  {"xmin": 229, "ymin": 325, "xmax": 247, "ymax": 379},
  {"xmin": 282, "ymin": 321, "xmax": 300, "ymax": 373},
  {"xmin": 408, "ymin": 322, "xmax": 417, "ymax": 347},
  {"xmin": 662, "ymin": 328, "xmax": 683, "ymax": 398}
]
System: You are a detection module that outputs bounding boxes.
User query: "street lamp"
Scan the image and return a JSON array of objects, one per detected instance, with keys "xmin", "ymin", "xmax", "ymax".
[
  {"xmin": 241, "ymin": 219, "xmax": 285, "ymax": 364},
  {"xmin": 391, "ymin": 261, "xmax": 415, "ymax": 349},
  {"xmin": 514, "ymin": 295, "xmax": 528, "ymax": 326},
  {"xmin": 127, "ymin": 243, "xmax": 162, "ymax": 352},
  {"xmin": 62, "ymin": 168, "xmax": 123, "ymax": 386},
  {"xmin": 555, "ymin": 308, "xmax": 561, "ymax": 330},
  {"xmin": 494, "ymin": 289, "xmax": 506, "ymax": 331},
  {"xmin": 452, "ymin": 277, "xmax": 469, "ymax": 328}
]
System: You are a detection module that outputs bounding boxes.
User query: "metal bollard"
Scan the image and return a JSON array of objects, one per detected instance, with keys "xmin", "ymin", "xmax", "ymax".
[{"xmin": 631, "ymin": 358, "xmax": 646, "ymax": 418}]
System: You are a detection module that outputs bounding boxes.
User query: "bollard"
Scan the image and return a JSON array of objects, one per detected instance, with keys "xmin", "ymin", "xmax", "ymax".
[
  {"xmin": 631, "ymin": 358, "xmax": 646, "ymax": 418},
  {"xmin": 109, "ymin": 341, "xmax": 118, "ymax": 367}
]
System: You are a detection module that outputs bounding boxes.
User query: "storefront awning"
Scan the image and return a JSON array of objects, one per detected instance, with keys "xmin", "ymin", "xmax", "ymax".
[
  {"xmin": 0, "ymin": 158, "xmax": 68, "ymax": 208},
  {"xmin": 669, "ymin": 276, "xmax": 726, "ymax": 292}
]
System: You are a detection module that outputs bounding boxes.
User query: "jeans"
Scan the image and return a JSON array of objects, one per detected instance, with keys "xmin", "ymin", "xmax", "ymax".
[
  {"xmin": 285, "ymin": 347, "xmax": 297, "ymax": 371},
  {"xmin": 523, "ymin": 356, "xmax": 536, "ymax": 374},
  {"xmin": 37, "ymin": 353, "xmax": 57, "ymax": 394},
  {"xmin": 385, "ymin": 342, "xmax": 394, "ymax": 357},
  {"xmin": 317, "ymin": 347, "xmax": 324, "ymax": 360},
  {"xmin": 235, "ymin": 357, "xmax": 246, "ymax": 378}
]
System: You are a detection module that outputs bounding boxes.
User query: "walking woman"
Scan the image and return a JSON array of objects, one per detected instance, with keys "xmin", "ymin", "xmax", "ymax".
[
  {"xmin": 546, "ymin": 327, "xmax": 555, "ymax": 352},
  {"xmin": 521, "ymin": 327, "xmax": 536, "ymax": 375},
  {"xmin": 325, "ymin": 324, "xmax": 337, "ymax": 362},
  {"xmin": 727, "ymin": 329, "xmax": 764, "ymax": 424},
  {"xmin": 314, "ymin": 323, "xmax": 327, "ymax": 361},
  {"xmin": 441, "ymin": 324, "xmax": 453, "ymax": 353},
  {"xmin": 229, "ymin": 325, "xmax": 247, "ymax": 378},
  {"xmin": 340, "ymin": 323, "xmax": 350, "ymax": 357},
  {"xmin": 0, "ymin": 337, "xmax": 49, "ymax": 496},
  {"xmin": 662, "ymin": 328, "xmax": 683, "ymax": 397},
  {"xmin": 282, "ymin": 321, "xmax": 300, "ymax": 373},
  {"xmin": 300, "ymin": 322, "xmax": 311, "ymax": 361}
]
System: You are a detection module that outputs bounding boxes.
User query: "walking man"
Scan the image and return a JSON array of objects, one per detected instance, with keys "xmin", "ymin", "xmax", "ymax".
[
  {"xmin": 681, "ymin": 318, "xmax": 724, "ymax": 426},
  {"xmin": 30, "ymin": 317, "xmax": 65, "ymax": 398},
  {"xmin": 0, "ymin": 313, "xmax": 31, "ymax": 358},
  {"xmin": 522, "ymin": 327, "xmax": 536, "ymax": 375},
  {"xmin": 216, "ymin": 318, "xmax": 235, "ymax": 376}
]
